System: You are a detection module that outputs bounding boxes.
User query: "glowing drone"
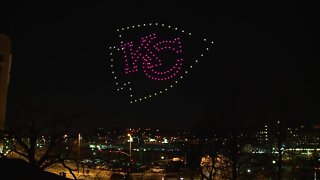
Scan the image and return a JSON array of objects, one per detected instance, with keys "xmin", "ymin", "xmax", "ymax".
[{"xmin": 108, "ymin": 23, "xmax": 214, "ymax": 103}]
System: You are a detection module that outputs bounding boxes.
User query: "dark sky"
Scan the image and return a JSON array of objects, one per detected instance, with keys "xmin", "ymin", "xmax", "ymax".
[{"xmin": 1, "ymin": 1, "xmax": 318, "ymax": 132}]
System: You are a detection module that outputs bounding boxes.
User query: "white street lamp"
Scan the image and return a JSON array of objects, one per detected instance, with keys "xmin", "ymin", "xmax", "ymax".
[
  {"xmin": 77, "ymin": 133, "xmax": 81, "ymax": 174},
  {"xmin": 127, "ymin": 134, "xmax": 133, "ymax": 157},
  {"xmin": 78, "ymin": 133, "xmax": 81, "ymax": 161}
]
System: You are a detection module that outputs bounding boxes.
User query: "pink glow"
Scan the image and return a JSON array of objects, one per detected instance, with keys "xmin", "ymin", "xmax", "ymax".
[{"xmin": 120, "ymin": 33, "xmax": 183, "ymax": 81}]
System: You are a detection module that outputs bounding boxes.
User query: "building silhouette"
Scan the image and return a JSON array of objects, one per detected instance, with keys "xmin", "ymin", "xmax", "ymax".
[{"xmin": 0, "ymin": 33, "xmax": 12, "ymax": 130}]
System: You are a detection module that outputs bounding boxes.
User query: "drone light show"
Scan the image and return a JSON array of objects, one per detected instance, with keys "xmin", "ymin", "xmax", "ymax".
[{"xmin": 108, "ymin": 23, "xmax": 214, "ymax": 103}]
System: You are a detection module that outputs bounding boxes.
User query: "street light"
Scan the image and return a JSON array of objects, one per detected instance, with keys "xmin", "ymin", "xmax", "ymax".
[
  {"xmin": 77, "ymin": 133, "xmax": 81, "ymax": 174},
  {"xmin": 78, "ymin": 133, "xmax": 81, "ymax": 161},
  {"xmin": 127, "ymin": 134, "xmax": 133, "ymax": 157}
]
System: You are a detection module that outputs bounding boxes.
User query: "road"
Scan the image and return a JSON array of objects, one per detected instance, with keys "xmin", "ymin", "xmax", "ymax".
[{"xmin": 46, "ymin": 164, "xmax": 200, "ymax": 180}]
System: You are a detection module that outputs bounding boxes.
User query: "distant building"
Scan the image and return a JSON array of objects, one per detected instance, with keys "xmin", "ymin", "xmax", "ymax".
[
  {"xmin": 253, "ymin": 125, "xmax": 268, "ymax": 145},
  {"xmin": 0, "ymin": 33, "xmax": 12, "ymax": 130}
]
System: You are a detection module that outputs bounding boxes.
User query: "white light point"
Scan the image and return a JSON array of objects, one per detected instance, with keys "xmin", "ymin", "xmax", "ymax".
[
  {"xmin": 165, "ymin": 88, "xmax": 168, "ymax": 91},
  {"xmin": 211, "ymin": 41, "xmax": 214, "ymax": 44},
  {"xmin": 112, "ymin": 24, "xmax": 203, "ymax": 102}
]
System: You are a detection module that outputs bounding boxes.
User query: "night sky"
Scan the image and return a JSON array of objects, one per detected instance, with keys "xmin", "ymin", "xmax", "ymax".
[{"xmin": 1, "ymin": 1, "xmax": 317, "ymax": 132}]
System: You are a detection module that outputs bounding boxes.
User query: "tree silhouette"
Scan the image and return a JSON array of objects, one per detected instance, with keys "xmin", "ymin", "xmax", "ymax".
[{"xmin": 1, "ymin": 112, "xmax": 81, "ymax": 179}]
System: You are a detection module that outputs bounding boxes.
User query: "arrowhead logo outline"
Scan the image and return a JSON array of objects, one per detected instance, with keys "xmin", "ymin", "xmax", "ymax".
[{"xmin": 108, "ymin": 22, "xmax": 214, "ymax": 103}]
